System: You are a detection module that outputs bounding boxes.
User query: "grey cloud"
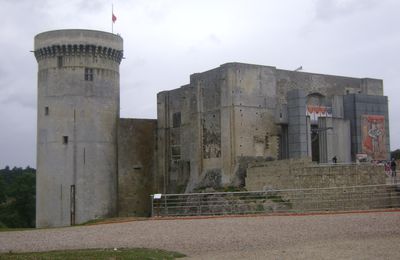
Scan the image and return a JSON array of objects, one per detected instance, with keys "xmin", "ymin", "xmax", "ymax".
[
  {"xmin": 315, "ymin": 0, "xmax": 380, "ymax": 21},
  {"xmin": 208, "ymin": 34, "xmax": 221, "ymax": 45},
  {"xmin": 1, "ymin": 91, "xmax": 36, "ymax": 109},
  {"xmin": 142, "ymin": 1, "xmax": 172, "ymax": 24},
  {"xmin": 76, "ymin": 0, "xmax": 107, "ymax": 13}
]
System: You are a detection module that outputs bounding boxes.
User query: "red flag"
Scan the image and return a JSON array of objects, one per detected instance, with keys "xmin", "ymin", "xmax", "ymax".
[{"xmin": 112, "ymin": 13, "xmax": 117, "ymax": 23}]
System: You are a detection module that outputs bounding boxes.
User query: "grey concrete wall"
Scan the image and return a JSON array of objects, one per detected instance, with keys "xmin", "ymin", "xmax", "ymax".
[
  {"xmin": 343, "ymin": 94, "xmax": 390, "ymax": 161},
  {"xmin": 287, "ymin": 89, "xmax": 308, "ymax": 158},
  {"xmin": 118, "ymin": 119, "xmax": 156, "ymax": 217},
  {"xmin": 35, "ymin": 29, "xmax": 123, "ymax": 227},
  {"xmin": 332, "ymin": 95, "xmax": 344, "ymax": 118},
  {"xmin": 318, "ymin": 117, "xmax": 351, "ymax": 163}
]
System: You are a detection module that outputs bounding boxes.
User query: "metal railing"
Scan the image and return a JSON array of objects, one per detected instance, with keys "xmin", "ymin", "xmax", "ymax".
[{"xmin": 151, "ymin": 184, "xmax": 400, "ymax": 217}]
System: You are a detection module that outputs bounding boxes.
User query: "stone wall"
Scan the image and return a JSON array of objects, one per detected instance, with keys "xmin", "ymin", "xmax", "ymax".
[
  {"xmin": 275, "ymin": 69, "xmax": 383, "ymax": 104},
  {"xmin": 35, "ymin": 29, "xmax": 123, "ymax": 227},
  {"xmin": 118, "ymin": 118, "xmax": 157, "ymax": 217},
  {"xmin": 156, "ymin": 62, "xmax": 387, "ymax": 194},
  {"xmin": 245, "ymin": 158, "xmax": 386, "ymax": 191}
]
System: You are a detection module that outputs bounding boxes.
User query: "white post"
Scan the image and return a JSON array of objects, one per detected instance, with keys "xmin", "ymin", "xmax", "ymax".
[{"xmin": 112, "ymin": 4, "xmax": 114, "ymax": 34}]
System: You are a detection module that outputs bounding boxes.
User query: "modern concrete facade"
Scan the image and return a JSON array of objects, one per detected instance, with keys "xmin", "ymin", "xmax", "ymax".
[
  {"xmin": 34, "ymin": 30, "xmax": 123, "ymax": 227},
  {"xmin": 157, "ymin": 63, "xmax": 390, "ymax": 193}
]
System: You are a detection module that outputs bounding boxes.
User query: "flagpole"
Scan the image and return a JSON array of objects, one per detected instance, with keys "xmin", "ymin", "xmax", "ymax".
[{"xmin": 112, "ymin": 4, "xmax": 114, "ymax": 34}]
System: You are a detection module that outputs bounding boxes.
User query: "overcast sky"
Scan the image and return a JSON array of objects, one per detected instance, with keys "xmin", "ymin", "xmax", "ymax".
[{"xmin": 0, "ymin": 0, "xmax": 399, "ymax": 168}]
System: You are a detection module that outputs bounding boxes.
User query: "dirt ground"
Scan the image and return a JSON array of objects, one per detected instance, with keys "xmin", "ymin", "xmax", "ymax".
[{"xmin": 1, "ymin": 211, "xmax": 399, "ymax": 259}]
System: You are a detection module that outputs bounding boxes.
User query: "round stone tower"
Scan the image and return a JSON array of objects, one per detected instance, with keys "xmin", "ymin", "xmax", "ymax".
[{"xmin": 34, "ymin": 30, "xmax": 123, "ymax": 227}]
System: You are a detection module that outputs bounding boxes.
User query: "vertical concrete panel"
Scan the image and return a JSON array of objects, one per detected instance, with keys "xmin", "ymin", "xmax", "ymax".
[
  {"xmin": 344, "ymin": 94, "xmax": 390, "ymax": 161},
  {"xmin": 287, "ymin": 89, "xmax": 308, "ymax": 158},
  {"xmin": 319, "ymin": 117, "xmax": 350, "ymax": 163}
]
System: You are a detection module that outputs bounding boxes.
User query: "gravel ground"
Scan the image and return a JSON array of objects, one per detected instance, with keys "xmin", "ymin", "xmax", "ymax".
[{"xmin": 1, "ymin": 211, "xmax": 399, "ymax": 259}]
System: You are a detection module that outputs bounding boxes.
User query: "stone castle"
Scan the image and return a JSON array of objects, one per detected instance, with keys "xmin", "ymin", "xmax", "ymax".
[{"xmin": 34, "ymin": 29, "xmax": 390, "ymax": 227}]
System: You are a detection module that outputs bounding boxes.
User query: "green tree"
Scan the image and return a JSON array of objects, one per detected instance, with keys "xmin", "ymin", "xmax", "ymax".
[
  {"xmin": 8, "ymin": 172, "xmax": 36, "ymax": 227},
  {"xmin": 0, "ymin": 166, "xmax": 36, "ymax": 228},
  {"xmin": 0, "ymin": 175, "xmax": 5, "ymax": 203}
]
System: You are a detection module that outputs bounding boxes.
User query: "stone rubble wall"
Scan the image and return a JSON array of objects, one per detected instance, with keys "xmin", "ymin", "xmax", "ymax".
[{"xmin": 245, "ymin": 158, "xmax": 386, "ymax": 191}]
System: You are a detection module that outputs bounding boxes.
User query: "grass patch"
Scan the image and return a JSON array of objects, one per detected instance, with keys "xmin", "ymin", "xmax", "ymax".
[
  {"xmin": 0, "ymin": 248, "xmax": 185, "ymax": 259},
  {"xmin": 79, "ymin": 216, "xmax": 149, "ymax": 226},
  {"xmin": 0, "ymin": 227, "xmax": 35, "ymax": 232}
]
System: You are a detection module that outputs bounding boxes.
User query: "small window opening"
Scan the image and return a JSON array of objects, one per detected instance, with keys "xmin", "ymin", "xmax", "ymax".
[
  {"xmin": 63, "ymin": 136, "xmax": 69, "ymax": 144},
  {"xmin": 57, "ymin": 56, "xmax": 63, "ymax": 68},
  {"xmin": 172, "ymin": 112, "xmax": 181, "ymax": 128},
  {"xmin": 45, "ymin": 106, "xmax": 49, "ymax": 116},
  {"xmin": 84, "ymin": 68, "xmax": 94, "ymax": 81}
]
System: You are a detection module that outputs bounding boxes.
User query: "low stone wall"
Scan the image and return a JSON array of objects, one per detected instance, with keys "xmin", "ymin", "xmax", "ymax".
[{"xmin": 245, "ymin": 158, "xmax": 386, "ymax": 191}]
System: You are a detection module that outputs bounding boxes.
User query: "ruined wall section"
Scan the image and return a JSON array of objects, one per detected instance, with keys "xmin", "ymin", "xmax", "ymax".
[
  {"xmin": 221, "ymin": 63, "xmax": 280, "ymax": 185},
  {"xmin": 156, "ymin": 85, "xmax": 198, "ymax": 193},
  {"xmin": 118, "ymin": 119, "xmax": 156, "ymax": 217},
  {"xmin": 190, "ymin": 67, "xmax": 224, "ymax": 189}
]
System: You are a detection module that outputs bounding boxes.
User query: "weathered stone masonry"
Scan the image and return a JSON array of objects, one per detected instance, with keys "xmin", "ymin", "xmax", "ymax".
[
  {"xmin": 35, "ymin": 30, "xmax": 391, "ymax": 227},
  {"xmin": 35, "ymin": 29, "xmax": 123, "ymax": 227},
  {"xmin": 157, "ymin": 62, "xmax": 390, "ymax": 193}
]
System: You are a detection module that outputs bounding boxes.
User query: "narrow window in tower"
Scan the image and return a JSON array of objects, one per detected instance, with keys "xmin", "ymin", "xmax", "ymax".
[
  {"xmin": 45, "ymin": 106, "xmax": 49, "ymax": 116},
  {"xmin": 63, "ymin": 136, "xmax": 69, "ymax": 144},
  {"xmin": 57, "ymin": 56, "xmax": 63, "ymax": 68},
  {"xmin": 84, "ymin": 68, "xmax": 94, "ymax": 81}
]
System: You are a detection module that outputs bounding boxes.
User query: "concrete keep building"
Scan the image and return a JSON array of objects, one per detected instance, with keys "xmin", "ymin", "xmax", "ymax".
[
  {"xmin": 34, "ymin": 30, "xmax": 391, "ymax": 227},
  {"xmin": 157, "ymin": 63, "xmax": 390, "ymax": 193}
]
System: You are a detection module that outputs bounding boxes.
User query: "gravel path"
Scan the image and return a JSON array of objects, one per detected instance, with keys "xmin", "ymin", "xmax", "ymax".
[{"xmin": 1, "ymin": 211, "xmax": 400, "ymax": 259}]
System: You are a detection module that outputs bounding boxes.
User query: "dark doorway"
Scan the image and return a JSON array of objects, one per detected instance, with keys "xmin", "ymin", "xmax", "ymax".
[{"xmin": 311, "ymin": 125, "xmax": 319, "ymax": 162}]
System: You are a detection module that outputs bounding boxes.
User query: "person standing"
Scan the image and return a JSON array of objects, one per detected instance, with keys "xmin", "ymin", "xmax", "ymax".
[{"xmin": 391, "ymin": 158, "xmax": 397, "ymax": 178}]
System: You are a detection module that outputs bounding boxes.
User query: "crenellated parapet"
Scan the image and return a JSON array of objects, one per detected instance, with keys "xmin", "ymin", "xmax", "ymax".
[{"xmin": 34, "ymin": 44, "xmax": 123, "ymax": 63}]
